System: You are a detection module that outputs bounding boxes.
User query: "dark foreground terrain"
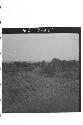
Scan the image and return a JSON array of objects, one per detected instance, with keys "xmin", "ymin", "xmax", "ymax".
[{"xmin": 2, "ymin": 58, "xmax": 80, "ymax": 113}]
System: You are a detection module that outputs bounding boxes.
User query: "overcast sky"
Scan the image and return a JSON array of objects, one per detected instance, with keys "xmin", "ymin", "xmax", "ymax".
[{"xmin": 2, "ymin": 33, "xmax": 79, "ymax": 62}]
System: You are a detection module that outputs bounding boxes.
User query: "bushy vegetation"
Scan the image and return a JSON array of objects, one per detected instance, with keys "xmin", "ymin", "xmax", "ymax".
[
  {"xmin": 2, "ymin": 58, "xmax": 80, "ymax": 113},
  {"xmin": 40, "ymin": 58, "xmax": 79, "ymax": 78}
]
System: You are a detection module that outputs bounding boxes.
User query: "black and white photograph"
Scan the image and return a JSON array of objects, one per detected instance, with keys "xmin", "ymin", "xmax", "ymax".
[{"xmin": 2, "ymin": 27, "xmax": 81, "ymax": 113}]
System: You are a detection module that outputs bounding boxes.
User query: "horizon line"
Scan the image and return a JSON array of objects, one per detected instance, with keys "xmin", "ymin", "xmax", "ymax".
[{"xmin": 2, "ymin": 58, "xmax": 79, "ymax": 63}]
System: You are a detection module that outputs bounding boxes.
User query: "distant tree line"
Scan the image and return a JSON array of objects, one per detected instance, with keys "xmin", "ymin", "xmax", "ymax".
[{"xmin": 2, "ymin": 58, "xmax": 79, "ymax": 77}]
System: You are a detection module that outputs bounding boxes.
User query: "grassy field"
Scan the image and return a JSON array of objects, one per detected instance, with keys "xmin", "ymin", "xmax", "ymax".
[{"xmin": 2, "ymin": 62, "xmax": 79, "ymax": 113}]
